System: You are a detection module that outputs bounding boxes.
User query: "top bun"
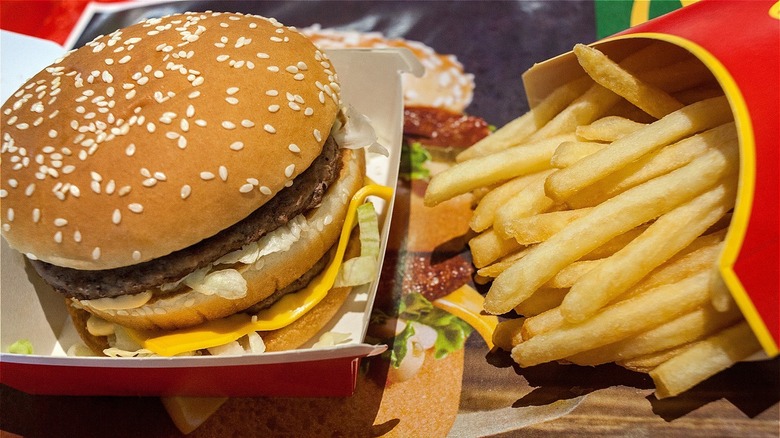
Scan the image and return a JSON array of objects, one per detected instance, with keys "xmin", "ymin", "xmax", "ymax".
[
  {"xmin": 0, "ymin": 12, "xmax": 342, "ymax": 270},
  {"xmin": 301, "ymin": 26, "xmax": 474, "ymax": 113}
]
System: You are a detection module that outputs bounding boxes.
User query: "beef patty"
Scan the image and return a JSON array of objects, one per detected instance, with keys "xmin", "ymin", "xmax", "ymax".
[{"xmin": 31, "ymin": 137, "xmax": 343, "ymax": 301}]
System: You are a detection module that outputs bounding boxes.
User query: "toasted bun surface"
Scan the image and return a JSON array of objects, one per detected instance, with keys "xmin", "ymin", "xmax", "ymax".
[
  {"xmin": 77, "ymin": 148, "xmax": 365, "ymax": 331},
  {"xmin": 301, "ymin": 27, "xmax": 474, "ymax": 113},
  {"xmin": 1, "ymin": 12, "xmax": 341, "ymax": 270}
]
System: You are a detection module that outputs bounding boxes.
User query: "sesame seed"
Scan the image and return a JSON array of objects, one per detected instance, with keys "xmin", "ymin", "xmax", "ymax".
[
  {"xmin": 54, "ymin": 218, "xmax": 68, "ymax": 227},
  {"xmin": 192, "ymin": 76, "xmax": 204, "ymax": 86},
  {"xmin": 288, "ymin": 143, "xmax": 300, "ymax": 153},
  {"xmin": 32, "ymin": 209, "xmax": 41, "ymax": 223},
  {"xmin": 222, "ymin": 121, "xmax": 236, "ymax": 129},
  {"xmin": 54, "ymin": 231, "xmax": 63, "ymax": 243},
  {"xmin": 195, "ymin": 119, "xmax": 207, "ymax": 127},
  {"xmin": 259, "ymin": 186, "xmax": 272, "ymax": 195},
  {"xmin": 239, "ymin": 183, "xmax": 254, "ymax": 193},
  {"xmin": 226, "ymin": 87, "xmax": 239, "ymax": 95},
  {"xmin": 313, "ymin": 129, "xmax": 322, "ymax": 142},
  {"xmin": 230, "ymin": 141, "xmax": 244, "ymax": 151},
  {"xmin": 112, "ymin": 209, "xmax": 122, "ymax": 224},
  {"xmin": 74, "ymin": 230, "xmax": 82, "ymax": 242},
  {"xmin": 177, "ymin": 136, "xmax": 187, "ymax": 149},
  {"xmin": 304, "ymin": 107, "xmax": 314, "ymax": 116},
  {"xmin": 92, "ymin": 247, "xmax": 101, "ymax": 260},
  {"xmin": 267, "ymin": 66, "xmax": 279, "ymax": 72},
  {"xmin": 126, "ymin": 144, "xmax": 136, "ymax": 156},
  {"xmin": 128, "ymin": 203, "xmax": 144, "ymax": 213},
  {"xmin": 268, "ymin": 105, "xmax": 280, "ymax": 113},
  {"xmin": 226, "ymin": 97, "xmax": 239, "ymax": 105},
  {"xmin": 264, "ymin": 124, "xmax": 276, "ymax": 134},
  {"xmin": 285, "ymin": 164, "xmax": 295, "ymax": 178},
  {"xmin": 219, "ymin": 166, "xmax": 228, "ymax": 181},
  {"xmin": 217, "ymin": 54, "xmax": 229, "ymax": 62},
  {"xmin": 200, "ymin": 171, "xmax": 215, "ymax": 180},
  {"xmin": 180, "ymin": 185, "xmax": 191, "ymax": 199},
  {"xmin": 241, "ymin": 119, "xmax": 254, "ymax": 128}
]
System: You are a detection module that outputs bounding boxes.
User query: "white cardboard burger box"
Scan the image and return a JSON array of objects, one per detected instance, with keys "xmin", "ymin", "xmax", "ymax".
[{"xmin": 0, "ymin": 33, "xmax": 423, "ymax": 396}]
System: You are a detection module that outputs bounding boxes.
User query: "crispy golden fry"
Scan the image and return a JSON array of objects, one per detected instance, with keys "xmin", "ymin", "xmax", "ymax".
[
  {"xmin": 485, "ymin": 140, "xmax": 738, "ymax": 315},
  {"xmin": 511, "ymin": 271, "xmax": 713, "ymax": 367},
  {"xmin": 573, "ymin": 44, "xmax": 685, "ymax": 119},
  {"xmin": 469, "ymin": 229, "xmax": 524, "ymax": 269},
  {"xmin": 618, "ymin": 344, "xmax": 696, "ymax": 373},
  {"xmin": 514, "ymin": 288, "xmax": 569, "ymax": 318},
  {"xmin": 579, "ymin": 225, "xmax": 649, "ymax": 260},
  {"xmin": 544, "ymin": 96, "xmax": 733, "ymax": 202},
  {"xmin": 492, "ymin": 318, "xmax": 526, "ymax": 351},
  {"xmin": 470, "ymin": 172, "xmax": 546, "ymax": 232},
  {"xmin": 456, "ymin": 76, "xmax": 592, "ymax": 162},
  {"xmin": 476, "ymin": 246, "xmax": 533, "ymax": 278},
  {"xmin": 493, "ymin": 170, "xmax": 557, "ymax": 238},
  {"xmin": 575, "ymin": 116, "xmax": 646, "ymax": 142},
  {"xmin": 567, "ymin": 303, "xmax": 743, "ymax": 366},
  {"xmin": 506, "ymin": 207, "xmax": 594, "ymax": 245},
  {"xmin": 521, "ymin": 307, "xmax": 565, "ymax": 340},
  {"xmin": 424, "ymin": 135, "xmax": 571, "ymax": 207},
  {"xmin": 561, "ymin": 176, "xmax": 737, "ymax": 323},
  {"xmin": 543, "ymin": 259, "xmax": 602, "ymax": 289},
  {"xmin": 566, "ymin": 123, "xmax": 737, "ymax": 208},
  {"xmin": 650, "ymin": 321, "xmax": 762, "ymax": 399},
  {"xmin": 709, "ymin": 265, "xmax": 735, "ymax": 312},
  {"xmin": 550, "ymin": 141, "xmax": 608, "ymax": 168}
]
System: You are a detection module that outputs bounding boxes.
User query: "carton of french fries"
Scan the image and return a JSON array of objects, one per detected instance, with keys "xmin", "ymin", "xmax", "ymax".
[{"xmin": 425, "ymin": 0, "xmax": 779, "ymax": 399}]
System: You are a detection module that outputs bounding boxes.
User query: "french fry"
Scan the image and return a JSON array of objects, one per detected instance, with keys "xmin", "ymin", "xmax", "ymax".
[
  {"xmin": 485, "ymin": 140, "xmax": 738, "ymax": 315},
  {"xmin": 650, "ymin": 321, "xmax": 762, "ymax": 399},
  {"xmin": 573, "ymin": 44, "xmax": 685, "ymax": 119},
  {"xmin": 506, "ymin": 207, "xmax": 594, "ymax": 245},
  {"xmin": 567, "ymin": 302, "xmax": 743, "ymax": 366},
  {"xmin": 575, "ymin": 116, "xmax": 646, "ymax": 142},
  {"xmin": 544, "ymin": 96, "xmax": 733, "ymax": 202},
  {"xmin": 709, "ymin": 265, "xmax": 735, "ymax": 312},
  {"xmin": 618, "ymin": 343, "xmax": 696, "ymax": 373},
  {"xmin": 550, "ymin": 141, "xmax": 608, "ymax": 168},
  {"xmin": 521, "ymin": 307, "xmax": 565, "ymax": 340},
  {"xmin": 476, "ymin": 246, "xmax": 533, "ymax": 278},
  {"xmin": 492, "ymin": 318, "xmax": 526, "ymax": 351},
  {"xmin": 543, "ymin": 259, "xmax": 602, "ymax": 289},
  {"xmin": 514, "ymin": 288, "xmax": 569, "ymax": 318},
  {"xmin": 493, "ymin": 170, "xmax": 557, "ymax": 238},
  {"xmin": 561, "ymin": 176, "xmax": 737, "ymax": 323},
  {"xmin": 456, "ymin": 76, "xmax": 592, "ymax": 162},
  {"xmin": 469, "ymin": 229, "xmax": 524, "ymax": 269},
  {"xmin": 511, "ymin": 271, "xmax": 713, "ymax": 367},
  {"xmin": 526, "ymin": 42, "xmax": 699, "ymax": 142},
  {"xmin": 565, "ymin": 122, "xmax": 737, "ymax": 208},
  {"xmin": 470, "ymin": 172, "xmax": 547, "ymax": 232},
  {"xmin": 424, "ymin": 135, "xmax": 572, "ymax": 207}
]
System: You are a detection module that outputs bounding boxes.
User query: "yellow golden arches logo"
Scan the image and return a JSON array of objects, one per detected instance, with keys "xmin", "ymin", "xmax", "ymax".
[
  {"xmin": 770, "ymin": 1, "xmax": 780, "ymax": 19},
  {"xmin": 630, "ymin": 0, "xmax": 701, "ymax": 27}
]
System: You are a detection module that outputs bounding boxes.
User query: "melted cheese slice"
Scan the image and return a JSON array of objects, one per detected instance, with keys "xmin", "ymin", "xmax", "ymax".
[
  {"xmin": 126, "ymin": 184, "xmax": 394, "ymax": 356},
  {"xmin": 432, "ymin": 284, "xmax": 498, "ymax": 350}
]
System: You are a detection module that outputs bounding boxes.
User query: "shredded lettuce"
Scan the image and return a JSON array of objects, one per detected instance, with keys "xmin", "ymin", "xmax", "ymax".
[
  {"xmin": 335, "ymin": 202, "xmax": 381, "ymax": 287},
  {"xmin": 7, "ymin": 339, "xmax": 33, "ymax": 354}
]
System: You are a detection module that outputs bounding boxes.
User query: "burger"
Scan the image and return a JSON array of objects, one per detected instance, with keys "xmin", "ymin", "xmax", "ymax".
[{"xmin": 0, "ymin": 12, "xmax": 384, "ymax": 357}]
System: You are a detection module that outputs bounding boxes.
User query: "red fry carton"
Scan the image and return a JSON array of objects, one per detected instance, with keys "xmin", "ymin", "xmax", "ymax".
[{"xmin": 523, "ymin": 0, "xmax": 779, "ymax": 357}]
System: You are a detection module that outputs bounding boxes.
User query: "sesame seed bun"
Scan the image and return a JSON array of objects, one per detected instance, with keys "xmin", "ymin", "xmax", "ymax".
[
  {"xmin": 301, "ymin": 27, "xmax": 475, "ymax": 113},
  {"xmin": 1, "ymin": 12, "xmax": 342, "ymax": 271}
]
